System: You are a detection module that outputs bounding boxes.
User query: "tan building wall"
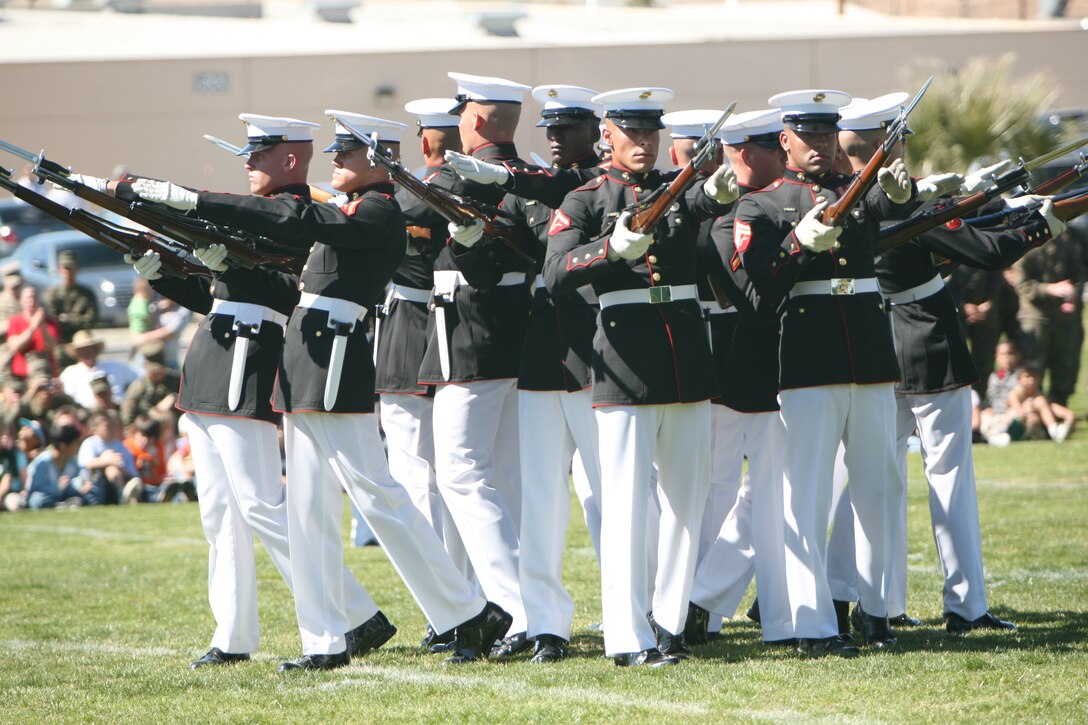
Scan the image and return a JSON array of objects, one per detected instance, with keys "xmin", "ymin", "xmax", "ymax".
[
  {"xmin": 1, "ymin": 27, "xmax": 1086, "ymax": 193},
  {"xmin": 847, "ymin": 0, "xmax": 1088, "ymax": 18}
]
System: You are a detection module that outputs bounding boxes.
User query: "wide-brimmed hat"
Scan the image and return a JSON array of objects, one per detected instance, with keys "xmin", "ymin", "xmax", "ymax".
[{"xmin": 67, "ymin": 330, "xmax": 106, "ymax": 357}]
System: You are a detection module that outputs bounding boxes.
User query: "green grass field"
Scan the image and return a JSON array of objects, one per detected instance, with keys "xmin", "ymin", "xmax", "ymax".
[{"xmin": 3, "ymin": 386, "xmax": 1087, "ymax": 723}]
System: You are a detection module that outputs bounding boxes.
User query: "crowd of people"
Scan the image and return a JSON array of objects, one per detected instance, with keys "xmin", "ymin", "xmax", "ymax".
[
  {"xmin": 0, "ymin": 253, "xmax": 195, "ymax": 512},
  {"xmin": 1, "ymin": 71, "xmax": 1085, "ymax": 672}
]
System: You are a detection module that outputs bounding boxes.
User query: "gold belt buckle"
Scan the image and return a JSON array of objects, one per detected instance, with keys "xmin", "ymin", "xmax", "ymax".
[
  {"xmin": 648, "ymin": 285, "xmax": 672, "ymax": 304},
  {"xmin": 831, "ymin": 278, "xmax": 855, "ymax": 295}
]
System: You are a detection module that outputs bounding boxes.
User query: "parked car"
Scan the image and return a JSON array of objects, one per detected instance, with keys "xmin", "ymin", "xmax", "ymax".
[
  {"xmin": 9, "ymin": 230, "xmax": 136, "ymax": 328},
  {"xmin": 0, "ymin": 197, "xmax": 69, "ymax": 256}
]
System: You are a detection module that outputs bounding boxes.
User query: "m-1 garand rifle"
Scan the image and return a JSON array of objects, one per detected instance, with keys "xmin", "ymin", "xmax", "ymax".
[
  {"xmin": 0, "ymin": 139, "xmax": 304, "ymax": 274},
  {"xmin": 622, "ymin": 101, "xmax": 736, "ymax": 235},
  {"xmin": 338, "ymin": 116, "xmax": 537, "ymax": 266},
  {"xmin": 875, "ymin": 137, "xmax": 1088, "ymax": 254},
  {"xmin": 821, "ymin": 77, "xmax": 933, "ymax": 227},
  {"xmin": 203, "ymin": 134, "xmax": 336, "ymax": 203},
  {"xmin": 964, "ymin": 185, "xmax": 1088, "ymax": 228},
  {"xmin": 0, "ymin": 166, "xmax": 208, "ymax": 278}
]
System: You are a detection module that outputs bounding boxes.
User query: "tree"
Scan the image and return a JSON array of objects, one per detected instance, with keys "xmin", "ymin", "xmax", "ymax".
[{"xmin": 904, "ymin": 55, "xmax": 1065, "ymax": 175}]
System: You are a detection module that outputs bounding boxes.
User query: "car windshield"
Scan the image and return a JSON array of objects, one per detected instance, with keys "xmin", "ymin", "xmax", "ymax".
[
  {"xmin": 0, "ymin": 204, "xmax": 69, "ymax": 238},
  {"xmin": 59, "ymin": 242, "xmax": 127, "ymax": 268}
]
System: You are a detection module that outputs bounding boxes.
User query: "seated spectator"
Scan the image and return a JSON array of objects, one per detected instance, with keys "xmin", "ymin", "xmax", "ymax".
[
  {"xmin": 165, "ymin": 414, "xmax": 197, "ymax": 499},
  {"xmin": 15, "ymin": 418, "xmax": 45, "ymax": 472},
  {"xmin": 1009, "ymin": 363, "xmax": 1076, "ymax": 443},
  {"xmin": 59, "ymin": 330, "xmax": 109, "ymax": 409},
  {"xmin": 87, "ymin": 374, "xmax": 120, "ymax": 414},
  {"xmin": 77, "ymin": 410, "xmax": 143, "ymax": 505},
  {"xmin": 980, "ymin": 341, "xmax": 1023, "ymax": 446},
  {"xmin": 21, "ymin": 374, "xmax": 77, "ymax": 431},
  {"xmin": 0, "ymin": 376, "xmax": 30, "ymax": 428},
  {"xmin": 5, "ymin": 286, "xmax": 60, "ymax": 380},
  {"xmin": 0, "ymin": 420, "xmax": 23, "ymax": 512},
  {"xmin": 124, "ymin": 415, "xmax": 168, "ymax": 501},
  {"xmin": 25, "ymin": 423, "xmax": 85, "ymax": 510},
  {"xmin": 121, "ymin": 356, "xmax": 180, "ymax": 426}
]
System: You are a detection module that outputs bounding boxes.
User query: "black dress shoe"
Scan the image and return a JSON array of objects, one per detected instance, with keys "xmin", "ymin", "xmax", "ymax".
[
  {"xmin": 491, "ymin": 631, "xmax": 533, "ymax": 658},
  {"xmin": 529, "ymin": 634, "xmax": 568, "ymax": 663},
  {"xmin": 189, "ymin": 647, "xmax": 250, "ymax": 669},
  {"xmin": 277, "ymin": 652, "xmax": 350, "ymax": 672},
  {"xmin": 444, "ymin": 601, "xmax": 513, "ymax": 664},
  {"xmin": 796, "ymin": 636, "xmax": 860, "ymax": 658},
  {"xmin": 746, "ymin": 597, "xmax": 761, "ymax": 624},
  {"xmin": 889, "ymin": 613, "xmax": 922, "ymax": 627},
  {"xmin": 613, "ymin": 648, "xmax": 680, "ymax": 668},
  {"xmin": 683, "ymin": 602, "xmax": 710, "ymax": 646},
  {"xmin": 852, "ymin": 604, "xmax": 897, "ymax": 648},
  {"xmin": 649, "ymin": 614, "xmax": 693, "ymax": 659},
  {"xmin": 420, "ymin": 624, "xmax": 456, "ymax": 653},
  {"xmin": 836, "ymin": 599, "xmax": 853, "ymax": 637},
  {"xmin": 346, "ymin": 610, "xmax": 397, "ymax": 658},
  {"xmin": 946, "ymin": 611, "xmax": 1016, "ymax": 635}
]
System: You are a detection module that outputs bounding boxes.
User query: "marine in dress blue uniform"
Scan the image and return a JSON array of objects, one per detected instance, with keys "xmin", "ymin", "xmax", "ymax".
[
  {"xmin": 544, "ymin": 87, "xmax": 739, "ymax": 666},
  {"xmin": 735, "ymin": 90, "xmax": 917, "ymax": 655}
]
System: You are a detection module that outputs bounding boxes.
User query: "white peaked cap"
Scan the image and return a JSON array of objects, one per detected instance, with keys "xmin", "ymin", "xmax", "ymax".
[
  {"xmin": 662, "ymin": 109, "xmax": 723, "ymax": 139},
  {"xmin": 449, "ymin": 72, "xmax": 531, "ymax": 109},
  {"xmin": 403, "ymin": 98, "xmax": 460, "ymax": 129},
  {"xmin": 838, "ymin": 92, "xmax": 910, "ymax": 131},
  {"xmin": 718, "ymin": 108, "xmax": 784, "ymax": 145}
]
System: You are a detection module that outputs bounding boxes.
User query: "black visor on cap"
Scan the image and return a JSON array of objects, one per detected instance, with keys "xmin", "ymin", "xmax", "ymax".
[
  {"xmin": 605, "ymin": 109, "xmax": 665, "ymax": 131},
  {"xmin": 782, "ymin": 113, "xmax": 841, "ymax": 134},
  {"xmin": 536, "ymin": 108, "xmax": 598, "ymax": 128},
  {"xmin": 744, "ymin": 132, "xmax": 782, "ymax": 149},
  {"xmin": 238, "ymin": 136, "xmax": 312, "ymax": 156},
  {"xmin": 323, "ymin": 135, "xmax": 365, "ymax": 153}
]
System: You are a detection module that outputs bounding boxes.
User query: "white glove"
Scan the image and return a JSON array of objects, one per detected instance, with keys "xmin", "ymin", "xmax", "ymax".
[
  {"xmin": 132, "ymin": 179, "xmax": 198, "ymax": 211},
  {"xmin": 125, "ymin": 252, "xmax": 163, "ymax": 281},
  {"xmin": 194, "ymin": 243, "xmax": 229, "ymax": 272},
  {"xmin": 54, "ymin": 174, "xmax": 109, "ymax": 193},
  {"xmin": 606, "ymin": 211, "xmax": 653, "ymax": 261},
  {"xmin": 703, "ymin": 164, "xmax": 739, "ymax": 205},
  {"xmin": 444, "ymin": 151, "xmax": 509, "ymax": 186},
  {"xmin": 794, "ymin": 201, "xmax": 842, "ymax": 253},
  {"xmin": 961, "ymin": 160, "xmax": 1013, "ymax": 193},
  {"xmin": 878, "ymin": 158, "xmax": 912, "ymax": 204},
  {"xmin": 1038, "ymin": 198, "xmax": 1067, "ymax": 239},
  {"xmin": 1004, "ymin": 193, "xmax": 1045, "ymax": 210},
  {"xmin": 915, "ymin": 172, "xmax": 965, "ymax": 202},
  {"xmin": 448, "ymin": 219, "xmax": 485, "ymax": 249}
]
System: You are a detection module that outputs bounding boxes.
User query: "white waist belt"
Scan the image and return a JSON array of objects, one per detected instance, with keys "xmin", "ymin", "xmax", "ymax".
[
  {"xmin": 598, "ymin": 284, "xmax": 699, "ymax": 309},
  {"xmin": 701, "ymin": 300, "xmax": 737, "ymax": 315},
  {"xmin": 297, "ymin": 292, "xmax": 367, "ymax": 322},
  {"xmin": 790, "ymin": 277, "xmax": 881, "ymax": 298},
  {"xmin": 884, "ymin": 274, "xmax": 945, "ymax": 306},
  {"xmin": 432, "ymin": 270, "xmax": 526, "ymax": 295},
  {"xmin": 209, "ymin": 299, "xmax": 288, "ymax": 328},
  {"xmin": 534, "ymin": 274, "xmax": 546, "ymax": 290},
  {"xmin": 391, "ymin": 284, "xmax": 431, "ymax": 305}
]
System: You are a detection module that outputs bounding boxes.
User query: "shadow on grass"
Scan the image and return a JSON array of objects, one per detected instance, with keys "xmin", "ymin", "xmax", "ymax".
[{"xmin": 562, "ymin": 608, "xmax": 1088, "ymax": 662}]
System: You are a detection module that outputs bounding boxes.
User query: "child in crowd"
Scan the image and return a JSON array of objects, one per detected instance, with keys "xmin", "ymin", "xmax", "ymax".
[
  {"xmin": 25, "ymin": 423, "xmax": 84, "ymax": 509},
  {"xmin": 980, "ymin": 341, "xmax": 1024, "ymax": 446},
  {"xmin": 124, "ymin": 415, "xmax": 168, "ymax": 501},
  {"xmin": 0, "ymin": 421, "xmax": 23, "ymax": 511},
  {"xmin": 77, "ymin": 410, "xmax": 142, "ymax": 505},
  {"xmin": 1008, "ymin": 363, "xmax": 1076, "ymax": 443}
]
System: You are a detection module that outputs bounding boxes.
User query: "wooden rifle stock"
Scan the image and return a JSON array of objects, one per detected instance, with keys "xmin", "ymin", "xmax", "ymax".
[
  {"xmin": 628, "ymin": 164, "xmax": 697, "ymax": 235},
  {"xmin": 822, "ymin": 146, "xmax": 887, "ymax": 227},
  {"xmin": 1053, "ymin": 190, "xmax": 1088, "ymax": 222},
  {"xmin": 1028, "ymin": 162, "xmax": 1088, "ymax": 196}
]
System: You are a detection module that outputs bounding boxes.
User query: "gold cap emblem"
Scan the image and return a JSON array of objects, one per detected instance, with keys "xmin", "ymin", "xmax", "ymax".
[
  {"xmin": 639, "ymin": 91, "xmax": 652, "ymax": 100},
  {"xmin": 813, "ymin": 93, "xmax": 826, "ymax": 103},
  {"xmin": 547, "ymin": 89, "xmax": 558, "ymax": 98}
]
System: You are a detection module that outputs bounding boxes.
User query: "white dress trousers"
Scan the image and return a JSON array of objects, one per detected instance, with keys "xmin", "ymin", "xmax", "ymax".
[
  {"xmin": 778, "ymin": 384, "xmax": 900, "ymax": 639},
  {"xmin": 825, "ymin": 443, "xmax": 858, "ymax": 603},
  {"xmin": 596, "ymin": 401, "xmax": 711, "ymax": 657},
  {"xmin": 432, "ymin": 379, "xmax": 527, "ymax": 634},
  {"xmin": 517, "ymin": 388, "xmax": 602, "ymax": 640},
  {"xmin": 187, "ymin": 413, "xmax": 376, "ymax": 654},
  {"xmin": 379, "ymin": 393, "xmax": 474, "ymax": 581},
  {"xmin": 283, "ymin": 412, "xmax": 485, "ymax": 655},
  {"xmin": 826, "ymin": 388, "xmax": 989, "ymax": 620},
  {"xmin": 690, "ymin": 409, "xmax": 793, "ymax": 642}
]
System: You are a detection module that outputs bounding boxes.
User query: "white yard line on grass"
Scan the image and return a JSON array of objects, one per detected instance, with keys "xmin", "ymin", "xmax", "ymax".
[
  {"xmin": 314, "ymin": 666, "xmax": 710, "ymax": 716},
  {"xmin": 0, "ymin": 639, "xmax": 180, "ymax": 657},
  {"xmin": 13, "ymin": 523, "xmax": 206, "ymax": 547},
  {"xmin": 975, "ymin": 480, "xmax": 1088, "ymax": 491}
]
